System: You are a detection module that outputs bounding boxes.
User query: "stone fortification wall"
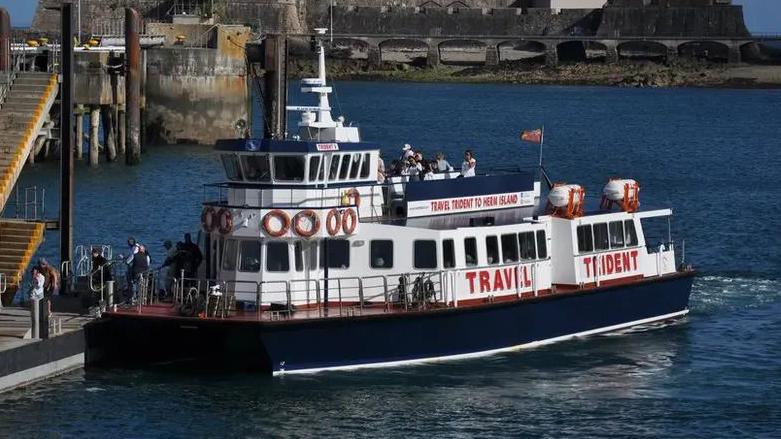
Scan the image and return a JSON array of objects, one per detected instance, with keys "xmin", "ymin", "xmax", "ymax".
[
  {"xmin": 307, "ymin": 5, "xmax": 601, "ymax": 36},
  {"xmin": 597, "ymin": 5, "xmax": 749, "ymax": 37}
]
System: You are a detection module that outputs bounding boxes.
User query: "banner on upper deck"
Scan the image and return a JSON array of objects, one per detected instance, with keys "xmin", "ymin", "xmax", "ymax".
[{"xmin": 406, "ymin": 191, "xmax": 536, "ymax": 217}]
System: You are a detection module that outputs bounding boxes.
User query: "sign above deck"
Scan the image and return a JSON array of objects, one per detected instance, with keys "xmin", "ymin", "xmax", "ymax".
[{"xmin": 215, "ymin": 138, "xmax": 379, "ymax": 154}]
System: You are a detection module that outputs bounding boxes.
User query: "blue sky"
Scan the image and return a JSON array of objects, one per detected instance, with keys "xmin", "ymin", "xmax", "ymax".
[{"xmin": 0, "ymin": 0, "xmax": 778, "ymax": 32}]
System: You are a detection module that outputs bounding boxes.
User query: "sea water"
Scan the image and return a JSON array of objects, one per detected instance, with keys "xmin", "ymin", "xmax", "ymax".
[{"xmin": 1, "ymin": 82, "xmax": 779, "ymax": 438}]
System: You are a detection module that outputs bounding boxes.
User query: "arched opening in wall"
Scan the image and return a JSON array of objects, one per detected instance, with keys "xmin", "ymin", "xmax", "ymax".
[
  {"xmin": 498, "ymin": 40, "xmax": 546, "ymax": 63},
  {"xmin": 617, "ymin": 41, "xmax": 668, "ymax": 62},
  {"xmin": 419, "ymin": 1, "xmax": 443, "ymax": 7},
  {"xmin": 584, "ymin": 41, "xmax": 608, "ymax": 62},
  {"xmin": 557, "ymin": 41, "xmax": 587, "ymax": 63},
  {"xmin": 439, "ymin": 40, "xmax": 487, "ymax": 65},
  {"xmin": 379, "ymin": 39, "xmax": 429, "ymax": 64},
  {"xmin": 445, "ymin": 1, "xmax": 469, "ymax": 7},
  {"xmin": 740, "ymin": 41, "xmax": 781, "ymax": 65},
  {"xmin": 329, "ymin": 38, "xmax": 370, "ymax": 60},
  {"xmin": 678, "ymin": 41, "xmax": 730, "ymax": 63}
]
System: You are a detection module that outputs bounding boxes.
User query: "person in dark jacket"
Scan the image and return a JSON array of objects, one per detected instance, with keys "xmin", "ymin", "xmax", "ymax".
[
  {"xmin": 91, "ymin": 248, "xmax": 112, "ymax": 287},
  {"xmin": 129, "ymin": 246, "xmax": 150, "ymax": 303},
  {"xmin": 182, "ymin": 233, "xmax": 203, "ymax": 278}
]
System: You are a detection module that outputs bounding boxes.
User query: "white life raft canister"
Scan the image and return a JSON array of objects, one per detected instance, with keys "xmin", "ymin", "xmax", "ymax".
[
  {"xmin": 603, "ymin": 179, "xmax": 639, "ymax": 202},
  {"xmin": 548, "ymin": 184, "xmax": 583, "ymax": 208}
]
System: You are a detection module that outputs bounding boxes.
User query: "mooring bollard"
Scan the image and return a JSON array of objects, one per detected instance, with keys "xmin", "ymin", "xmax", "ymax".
[
  {"xmin": 106, "ymin": 280, "xmax": 114, "ymax": 309},
  {"xmin": 31, "ymin": 299, "xmax": 40, "ymax": 339}
]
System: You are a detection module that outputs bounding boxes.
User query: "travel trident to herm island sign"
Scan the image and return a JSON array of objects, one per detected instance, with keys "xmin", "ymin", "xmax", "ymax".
[{"xmin": 406, "ymin": 191, "xmax": 535, "ymax": 217}]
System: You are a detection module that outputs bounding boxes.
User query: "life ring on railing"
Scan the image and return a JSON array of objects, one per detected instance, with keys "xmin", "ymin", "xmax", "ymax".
[
  {"xmin": 263, "ymin": 210, "xmax": 291, "ymax": 238},
  {"xmin": 325, "ymin": 209, "xmax": 342, "ymax": 236},
  {"xmin": 342, "ymin": 208, "xmax": 358, "ymax": 235},
  {"xmin": 217, "ymin": 208, "xmax": 233, "ymax": 235},
  {"xmin": 293, "ymin": 210, "xmax": 320, "ymax": 238},
  {"xmin": 343, "ymin": 188, "xmax": 361, "ymax": 207},
  {"xmin": 201, "ymin": 206, "xmax": 217, "ymax": 233}
]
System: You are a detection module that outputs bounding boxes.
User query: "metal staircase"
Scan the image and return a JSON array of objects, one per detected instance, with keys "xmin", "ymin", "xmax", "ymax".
[{"xmin": 0, "ymin": 71, "xmax": 58, "ymax": 305}]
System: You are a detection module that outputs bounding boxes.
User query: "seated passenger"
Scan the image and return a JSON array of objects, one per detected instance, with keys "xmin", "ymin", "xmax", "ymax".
[
  {"xmin": 405, "ymin": 157, "xmax": 422, "ymax": 180},
  {"xmin": 436, "ymin": 152, "xmax": 453, "ymax": 172},
  {"xmin": 460, "ymin": 149, "xmax": 476, "ymax": 178},
  {"xmin": 422, "ymin": 161, "xmax": 436, "ymax": 181}
]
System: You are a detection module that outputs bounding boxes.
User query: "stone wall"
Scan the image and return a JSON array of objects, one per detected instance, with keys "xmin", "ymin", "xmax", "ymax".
[{"xmin": 597, "ymin": 5, "xmax": 749, "ymax": 37}]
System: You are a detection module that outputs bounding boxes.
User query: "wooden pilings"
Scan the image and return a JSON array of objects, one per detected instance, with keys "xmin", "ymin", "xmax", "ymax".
[{"xmin": 89, "ymin": 106, "xmax": 99, "ymax": 167}]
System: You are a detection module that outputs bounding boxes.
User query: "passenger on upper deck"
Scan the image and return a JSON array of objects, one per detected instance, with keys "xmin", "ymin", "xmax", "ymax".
[
  {"xmin": 405, "ymin": 156, "xmax": 423, "ymax": 180},
  {"xmin": 377, "ymin": 153, "xmax": 386, "ymax": 183},
  {"xmin": 400, "ymin": 144, "xmax": 414, "ymax": 162},
  {"xmin": 460, "ymin": 150, "xmax": 476, "ymax": 178},
  {"xmin": 436, "ymin": 152, "xmax": 453, "ymax": 172},
  {"xmin": 422, "ymin": 161, "xmax": 436, "ymax": 181}
]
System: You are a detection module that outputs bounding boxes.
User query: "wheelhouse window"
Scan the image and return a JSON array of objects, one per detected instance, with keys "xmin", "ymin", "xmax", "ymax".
[
  {"xmin": 536, "ymin": 230, "xmax": 547, "ymax": 259},
  {"xmin": 609, "ymin": 221, "xmax": 625, "ymax": 249},
  {"xmin": 443, "ymin": 239, "xmax": 455, "ymax": 269},
  {"xmin": 577, "ymin": 225, "xmax": 594, "ymax": 253},
  {"xmin": 273, "ymin": 155, "xmax": 305, "ymax": 182},
  {"xmin": 593, "ymin": 223, "xmax": 609, "ymax": 251},
  {"xmin": 359, "ymin": 153, "xmax": 371, "ymax": 179},
  {"xmin": 519, "ymin": 232, "xmax": 536, "ymax": 260},
  {"xmin": 329, "ymin": 155, "xmax": 341, "ymax": 180},
  {"xmin": 624, "ymin": 220, "xmax": 638, "ymax": 246},
  {"xmin": 338, "ymin": 154, "xmax": 351, "ymax": 179},
  {"xmin": 370, "ymin": 240, "xmax": 393, "ymax": 269},
  {"xmin": 320, "ymin": 239, "xmax": 350, "ymax": 269},
  {"xmin": 266, "ymin": 242, "xmax": 290, "ymax": 272},
  {"xmin": 501, "ymin": 234, "xmax": 519, "ymax": 263},
  {"xmin": 349, "ymin": 154, "xmax": 362, "ymax": 179},
  {"xmin": 241, "ymin": 155, "xmax": 270, "ymax": 182},
  {"xmin": 239, "ymin": 240, "xmax": 261, "ymax": 272},
  {"xmin": 221, "ymin": 154, "xmax": 243, "ymax": 181},
  {"xmin": 464, "ymin": 237, "xmax": 477, "ymax": 267},
  {"xmin": 308, "ymin": 156, "xmax": 322, "ymax": 182},
  {"xmin": 221, "ymin": 239, "xmax": 238, "ymax": 271},
  {"xmin": 414, "ymin": 240, "xmax": 437, "ymax": 269},
  {"xmin": 485, "ymin": 236, "xmax": 499, "ymax": 265}
]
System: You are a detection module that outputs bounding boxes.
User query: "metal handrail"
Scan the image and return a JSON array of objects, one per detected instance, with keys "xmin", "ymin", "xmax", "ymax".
[{"xmin": 0, "ymin": 273, "xmax": 7, "ymax": 310}]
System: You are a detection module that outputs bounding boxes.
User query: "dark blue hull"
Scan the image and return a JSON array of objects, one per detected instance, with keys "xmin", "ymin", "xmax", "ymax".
[{"xmin": 85, "ymin": 273, "xmax": 694, "ymax": 374}]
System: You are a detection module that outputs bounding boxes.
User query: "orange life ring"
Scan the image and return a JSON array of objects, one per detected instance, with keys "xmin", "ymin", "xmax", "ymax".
[
  {"xmin": 325, "ymin": 209, "xmax": 341, "ymax": 236},
  {"xmin": 263, "ymin": 210, "xmax": 291, "ymax": 238},
  {"xmin": 346, "ymin": 188, "xmax": 360, "ymax": 207},
  {"xmin": 217, "ymin": 208, "xmax": 233, "ymax": 235},
  {"xmin": 293, "ymin": 210, "xmax": 320, "ymax": 238},
  {"xmin": 201, "ymin": 206, "xmax": 216, "ymax": 233},
  {"xmin": 342, "ymin": 208, "xmax": 358, "ymax": 235}
]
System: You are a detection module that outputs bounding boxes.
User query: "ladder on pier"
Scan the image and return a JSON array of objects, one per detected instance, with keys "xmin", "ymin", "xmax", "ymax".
[{"xmin": 0, "ymin": 72, "xmax": 58, "ymax": 305}]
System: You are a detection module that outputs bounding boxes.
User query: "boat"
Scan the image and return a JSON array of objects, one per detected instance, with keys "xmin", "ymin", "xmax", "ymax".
[{"xmin": 84, "ymin": 30, "xmax": 695, "ymax": 375}]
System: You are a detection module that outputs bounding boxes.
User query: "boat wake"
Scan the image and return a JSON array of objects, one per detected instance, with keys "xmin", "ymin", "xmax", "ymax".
[{"xmin": 690, "ymin": 273, "xmax": 781, "ymax": 314}]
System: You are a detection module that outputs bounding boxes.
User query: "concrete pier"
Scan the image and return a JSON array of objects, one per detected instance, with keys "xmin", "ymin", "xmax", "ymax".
[
  {"xmin": 74, "ymin": 106, "xmax": 84, "ymax": 160},
  {"xmin": 89, "ymin": 106, "xmax": 100, "ymax": 167}
]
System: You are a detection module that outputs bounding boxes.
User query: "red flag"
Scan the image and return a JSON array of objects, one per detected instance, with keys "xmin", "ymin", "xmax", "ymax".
[{"xmin": 520, "ymin": 129, "xmax": 543, "ymax": 144}]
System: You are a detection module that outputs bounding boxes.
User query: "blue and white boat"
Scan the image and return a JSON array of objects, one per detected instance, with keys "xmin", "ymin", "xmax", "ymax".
[{"xmin": 86, "ymin": 30, "xmax": 694, "ymax": 375}]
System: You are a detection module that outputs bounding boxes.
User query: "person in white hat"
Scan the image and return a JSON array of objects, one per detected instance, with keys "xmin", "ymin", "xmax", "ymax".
[{"xmin": 400, "ymin": 143, "xmax": 414, "ymax": 162}]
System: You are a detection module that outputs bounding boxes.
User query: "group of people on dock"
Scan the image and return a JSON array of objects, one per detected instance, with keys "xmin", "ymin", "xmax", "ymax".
[{"xmin": 382, "ymin": 145, "xmax": 477, "ymax": 181}]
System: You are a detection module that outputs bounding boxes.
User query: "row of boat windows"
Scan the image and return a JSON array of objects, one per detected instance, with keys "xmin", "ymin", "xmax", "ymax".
[
  {"xmin": 576, "ymin": 220, "xmax": 638, "ymax": 254},
  {"xmin": 221, "ymin": 153, "xmax": 371, "ymax": 183},
  {"xmin": 220, "ymin": 232, "xmax": 548, "ymax": 274}
]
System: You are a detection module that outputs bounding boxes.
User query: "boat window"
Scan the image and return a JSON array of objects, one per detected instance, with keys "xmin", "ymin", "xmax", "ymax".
[
  {"xmin": 221, "ymin": 154, "xmax": 243, "ymax": 181},
  {"xmin": 501, "ymin": 233, "xmax": 519, "ymax": 263},
  {"xmin": 486, "ymin": 236, "xmax": 499, "ymax": 265},
  {"xmin": 593, "ymin": 223, "xmax": 609, "ymax": 251},
  {"xmin": 241, "ymin": 155, "xmax": 270, "ymax": 182},
  {"xmin": 370, "ymin": 240, "xmax": 393, "ymax": 269},
  {"xmin": 320, "ymin": 239, "xmax": 350, "ymax": 269},
  {"xmin": 443, "ymin": 239, "xmax": 455, "ymax": 269},
  {"xmin": 294, "ymin": 241, "xmax": 304, "ymax": 272},
  {"xmin": 339, "ymin": 154, "xmax": 351, "ymax": 180},
  {"xmin": 609, "ymin": 221, "xmax": 625, "ymax": 249},
  {"xmin": 359, "ymin": 153, "xmax": 371, "ymax": 179},
  {"xmin": 576, "ymin": 225, "xmax": 594, "ymax": 253},
  {"xmin": 308, "ymin": 156, "xmax": 321, "ymax": 182},
  {"xmin": 239, "ymin": 240, "xmax": 261, "ymax": 272},
  {"xmin": 221, "ymin": 239, "xmax": 238, "ymax": 271},
  {"xmin": 536, "ymin": 230, "xmax": 547, "ymax": 259},
  {"xmin": 624, "ymin": 220, "xmax": 638, "ymax": 246},
  {"xmin": 464, "ymin": 237, "xmax": 477, "ymax": 267},
  {"xmin": 519, "ymin": 232, "xmax": 537, "ymax": 260},
  {"xmin": 329, "ymin": 155, "xmax": 341, "ymax": 180},
  {"xmin": 414, "ymin": 240, "xmax": 437, "ymax": 269},
  {"xmin": 349, "ymin": 154, "xmax": 362, "ymax": 179},
  {"xmin": 266, "ymin": 242, "xmax": 290, "ymax": 272},
  {"xmin": 273, "ymin": 155, "xmax": 305, "ymax": 182}
]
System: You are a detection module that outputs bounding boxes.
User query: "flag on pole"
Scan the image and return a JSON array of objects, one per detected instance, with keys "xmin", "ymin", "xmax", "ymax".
[{"xmin": 520, "ymin": 128, "xmax": 543, "ymax": 144}]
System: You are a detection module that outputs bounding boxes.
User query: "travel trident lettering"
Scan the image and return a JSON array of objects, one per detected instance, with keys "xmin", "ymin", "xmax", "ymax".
[{"xmin": 582, "ymin": 250, "xmax": 639, "ymax": 277}]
